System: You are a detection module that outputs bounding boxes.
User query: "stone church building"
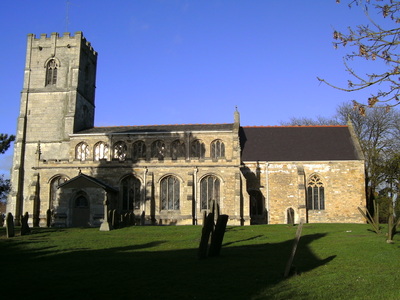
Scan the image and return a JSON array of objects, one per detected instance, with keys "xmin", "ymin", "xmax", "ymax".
[{"xmin": 7, "ymin": 32, "xmax": 366, "ymax": 227}]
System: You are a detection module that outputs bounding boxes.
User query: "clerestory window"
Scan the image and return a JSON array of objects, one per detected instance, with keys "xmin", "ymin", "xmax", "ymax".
[
  {"xmin": 76, "ymin": 142, "xmax": 89, "ymax": 161},
  {"xmin": 191, "ymin": 140, "xmax": 205, "ymax": 159},
  {"xmin": 46, "ymin": 59, "xmax": 58, "ymax": 86},
  {"xmin": 94, "ymin": 142, "xmax": 109, "ymax": 161},
  {"xmin": 132, "ymin": 141, "xmax": 146, "ymax": 161},
  {"xmin": 211, "ymin": 139, "xmax": 225, "ymax": 159},
  {"xmin": 171, "ymin": 140, "xmax": 185, "ymax": 160},
  {"xmin": 307, "ymin": 174, "xmax": 325, "ymax": 210},
  {"xmin": 113, "ymin": 141, "xmax": 127, "ymax": 161},
  {"xmin": 151, "ymin": 140, "xmax": 165, "ymax": 160}
]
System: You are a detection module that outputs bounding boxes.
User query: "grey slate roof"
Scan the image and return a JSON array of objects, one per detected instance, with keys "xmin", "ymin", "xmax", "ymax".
[
  {"xmin": 240, "ymin": 126, "xmax": 362, "ymax": 161},
  {"xmin": 76, "ymin": 123, "xmax": 235, "ymax": 134}
]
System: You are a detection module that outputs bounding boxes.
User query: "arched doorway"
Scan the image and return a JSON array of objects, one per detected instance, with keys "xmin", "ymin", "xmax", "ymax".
[
  {"xmin": 72, "ymin": 194, "xmax": 90, "ymax": 227},
  {"xmin": 287, "ymin": 208, "xmax": 295, "ymax": 225},
  {"xmin": 249, "ymin": 190, "xmax": 266, "ymax": 224}
]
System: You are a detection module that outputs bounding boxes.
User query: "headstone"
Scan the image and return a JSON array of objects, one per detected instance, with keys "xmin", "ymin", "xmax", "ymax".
[
  {"xmin": 46, "ymin": 209, "xmax": 52, "ymax": 227},
  {"xmin": 208, "ymin": 214, "xmax": 229, "ymax": 257},
  {"xmin": 20, "ymin": 212, "xmax": 31, "ymax": 235},
  {"xmin": 198, "ymin": 212, "xmax": 215, "ymax": 259},
  {"xmin": 6, "ymin": 212, "xmax": 15, "ymax": 238},
  {"xmin": 140, "ymin": 211, "xmax": 145, "ymax": 225}
]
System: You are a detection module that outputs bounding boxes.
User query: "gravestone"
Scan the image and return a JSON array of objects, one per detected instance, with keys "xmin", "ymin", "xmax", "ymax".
[
  {"xmin": 46, "ymin": 209, "xmax": 52, "ymax": 227},
  {"xmin": 208, "ymin": 214, "xmax": 229, "ymax": 257},
  {"xmin": 198, "ymin": 212, "xmax": 215, "ymax": 259},
  {"xmin": 6, "ymin": 212, "xmax": 15, "ymax": 238},
  {"xmin": 20, "ymin": 212, "xmax": 31, "ymax": 235}
]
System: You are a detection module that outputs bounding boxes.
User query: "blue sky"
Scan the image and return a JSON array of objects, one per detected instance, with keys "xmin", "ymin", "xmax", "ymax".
[{"xmin": 0, "ymin": 0, "xmax": 381, "ymax": 175}]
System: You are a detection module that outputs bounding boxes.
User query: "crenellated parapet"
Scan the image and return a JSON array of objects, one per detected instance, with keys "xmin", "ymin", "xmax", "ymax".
[{"xmin": 27, "ymin": 31, "xmax": 97, "ymax": 56}]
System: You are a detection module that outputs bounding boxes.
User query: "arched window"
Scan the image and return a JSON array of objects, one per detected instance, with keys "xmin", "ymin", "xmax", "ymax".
[
  {"xmin": 132, "ymin": 141, "xmax": 146, "ymax": 161},
  {"xmin": 46, "ymin": 59, "xmax": 58, "ymax": 86},
  {"xmin": 191, "ymin": 140, "xmax": 205, "ymax": 159},
  {"xmin": 49, "ymin": 175, "xmax": 68, "ymax": 210},
  {"xmin": 121, "ymin": 176, "xmax": 141, "ymax": 210},
  {"xmin": 160, "ymin": 176, "xmax": 180, "ymax": 210},
  {"xmin": 94, "ymin": 142, "xmax": 109, "ymax": 161},
  {"xmin": 171, "ymin": 140, "xmax": 185, "ymax": 160},
  {"xmin": 151, "ymin": 140, "xmax": 165, "ymax": 160},
  {"xmin": 211, "ymin": 139, "xmax": 225, "ymax": 159},
  {"xmin": 307, "ymin": 174, "xmax": 325, "ymax": 210},
  {"xmin": 113, "ymin": 141, "xmax": 127, "ymax": 161},
  {"xmin": 200, "ymin": 175, "xmax": 220, "ymax": 210},
  {"xmin": 76, "ymin": 142, "xmax": 89, "ymax": 161}
]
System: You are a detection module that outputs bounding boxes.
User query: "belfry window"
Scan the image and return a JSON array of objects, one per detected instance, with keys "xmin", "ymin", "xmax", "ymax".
[
  {"xmin": 76, "ymin": 142, "xmax": 89, "ymax": 161},
  {"xmin": 46, "ymin": 59, "xmax": 58, "ymax": 86},
  {"xmin": 94, "ymin": 142, "xmax": 109, "ymax": 161},
  {"xmin": 200, "ymin": 175, "xmax": 220, "ymax": 211},
  {"xmin": 307, "ymin": 174, "xmax": 325, "ymax": 210},
  {"xmin": 191, "ymin": 140, "xmax": 205, "ymax": 159},
  {"xmin": 113, "ymin": 141, "xmax": 127, "ymax": 161},
  {"xmin": 121, "ymin": 176, "xmax": 141, "ymax": 210},
  {"xmin": 160, "ymin": 176, "xmax": 180, "ymax": 210},
  {"xmin": 211, "ymin": 139, "xmax": 225, "ymax": 159}
]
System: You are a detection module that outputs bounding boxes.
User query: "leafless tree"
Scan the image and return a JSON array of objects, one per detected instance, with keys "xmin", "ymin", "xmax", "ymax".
[{"xmin": 318, "ymin": 0, "xmax": 400, "ymax": 113}]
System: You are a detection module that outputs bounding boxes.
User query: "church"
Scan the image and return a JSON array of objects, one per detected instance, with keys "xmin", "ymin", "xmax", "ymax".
[{"xmin": 7, "ymin": 32, "xmax": 366, "ymax": 227}]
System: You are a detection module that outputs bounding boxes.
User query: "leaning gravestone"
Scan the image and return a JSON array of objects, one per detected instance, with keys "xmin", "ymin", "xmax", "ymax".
[
  {"xmin": 20, "ymin": 212, "xmax": 31, "ymax": 235},
  {"xmin": 208, "ymin": 214, "xmax": 229, "ymax": 257},
  {"xmin": 198, "ymin": 211, "xmax": 215, "ymax": 259},
  {"xmin": 6, "ymin": 212, "xmax": 15, "ymax": 238}
]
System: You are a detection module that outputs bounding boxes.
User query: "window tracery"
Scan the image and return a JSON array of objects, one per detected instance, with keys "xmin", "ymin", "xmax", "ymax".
[
  {"xmin": 191, "ymin": 140, "xmax": 205, "ymax": 159},
  {"xmin": 94, "ymin": 142, "xmax": 109, "ymax": 161},
  {"xmin": 121, "ymin": 175, "xmax": 141, "ymax": 210},
  {"xmin": 200, "ymin": 175, "xmax": 220, "ymax": 210},
  {"xmin": 307, "ymin": 174, "xmax": 325, "ymax": 210},
  {"xmin": 171, "ymin": 140, "xmax": 185, "ymax": 160},
  {"xmin": 211, "ymin": 139, "xmax": 225, "ymax": 159},
  {"xmin": 160, "ymin": 176, "xmax": 180, "ymax": 210},
  {"xmin": 76, "ymin": 142, "xmax": 89, "ymax": 161},
  {"xmin": 46, "ymin": 59, "xmax": 58, "ymax": 86},
  {"xmin": 113, "ymin": 141, "xmax": 127, "ymax": 161},
  {"xmin": 132, "ymin": 141, "xmax": 146, "ymax": 161},
  {"xmin": 151, "ymin": 140, "xmax": 165, "ymax": 160}
]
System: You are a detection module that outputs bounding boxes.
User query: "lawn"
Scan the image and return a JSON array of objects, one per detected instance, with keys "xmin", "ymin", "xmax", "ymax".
[{"xmin": 1, "ymin": 223, "xmax": 399, "ymax": 299}]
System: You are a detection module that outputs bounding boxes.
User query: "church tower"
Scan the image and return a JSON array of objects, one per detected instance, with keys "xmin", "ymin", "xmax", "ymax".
[{"xmin": 8, "ymin": 32, "xmax": 97, "ymax": 224}]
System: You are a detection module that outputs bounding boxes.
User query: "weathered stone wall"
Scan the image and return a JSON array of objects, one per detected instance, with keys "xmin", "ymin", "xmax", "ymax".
[{"xmin": 242, "ymin": 160, "xmax": 365, "ymax": 224}]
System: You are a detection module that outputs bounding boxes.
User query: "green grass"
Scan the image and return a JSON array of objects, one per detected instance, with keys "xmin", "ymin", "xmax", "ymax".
[{"xmin": 1, "ymin": 224, "xmax": 399, "ymax": 299}]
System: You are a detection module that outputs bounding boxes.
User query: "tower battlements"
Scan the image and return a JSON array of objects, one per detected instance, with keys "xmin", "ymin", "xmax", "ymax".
[{"xmin": 27, "ymin": 31, "xmax": 97, "ymax": 56}]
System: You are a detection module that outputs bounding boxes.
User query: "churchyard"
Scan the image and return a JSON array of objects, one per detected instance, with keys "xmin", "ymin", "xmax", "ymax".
[{"xmin": 1, "ymin": 223, "xmax": 399, "ymax": 299}]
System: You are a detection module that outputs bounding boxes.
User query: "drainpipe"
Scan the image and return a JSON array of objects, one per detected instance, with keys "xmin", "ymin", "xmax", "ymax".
[{"xmin": 193, "ymin": 167, "xmax": 198, "ymax": 225}]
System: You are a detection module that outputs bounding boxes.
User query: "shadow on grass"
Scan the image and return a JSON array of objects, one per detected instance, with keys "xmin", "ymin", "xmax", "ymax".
[{"xmin": 0, "ymin": 229, "xmax": 335, "ymax": 299}]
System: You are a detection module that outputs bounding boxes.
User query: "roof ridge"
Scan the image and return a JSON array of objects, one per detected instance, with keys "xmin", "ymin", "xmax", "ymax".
[
  {"xmin": 92, "ymin": 123, "xmax": 233, "ymax": 128},
  {"xmin": 243, "ymin": 125, "xmax": 348, "ymax": 128}
]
